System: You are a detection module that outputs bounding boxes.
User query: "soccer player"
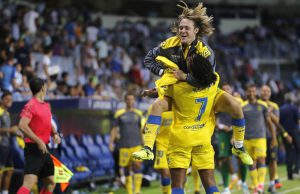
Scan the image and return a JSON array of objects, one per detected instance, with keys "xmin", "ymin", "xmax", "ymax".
[
  {"xmin": 153, "ymin": 110, "xmax": 173, "ymax": 194},
  {"xmin": 216, "ymin": 83, "xmax": 240, "ymax": 194},
  {"xmin": 134, "ymin": 1, "xmax": 250, "ymax": 167},
  {"xmin": 137, "ymin": 52, "xmax": 224, "ymax": 194},
  {"xmin": 0, "ymin": 92, "xmax": 23, "ymax": 194},
  {"xmin": 260, "ymin": 85, "xmax": 292, "ymax": 192},
  {"xmin": 16, "ymin": 77, "xmax": 61, "ymax": 194},
  {"xmin": 242, "ymin": 84, "xmax": 277, "ymax": 194},
  {"xmin": 109, "ymin": 93, "xmax": 144, "ymax": 194}
]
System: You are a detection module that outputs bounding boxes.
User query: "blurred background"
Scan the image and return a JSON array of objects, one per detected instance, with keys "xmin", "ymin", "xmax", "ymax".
[{"xmin": 0, "ymin": 0, "xmax": 299, "ymax": 193}]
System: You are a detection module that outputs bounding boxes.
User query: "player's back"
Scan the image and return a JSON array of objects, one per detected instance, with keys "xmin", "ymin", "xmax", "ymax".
[{"xmin": 167, "ymin": 73, "xmax": 220, "ymax": 147}]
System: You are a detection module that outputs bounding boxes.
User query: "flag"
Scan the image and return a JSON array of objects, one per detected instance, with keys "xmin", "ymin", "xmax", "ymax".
[{"xmin": 50, "ymin": 154, "xmax": 73, "ymax": 192}]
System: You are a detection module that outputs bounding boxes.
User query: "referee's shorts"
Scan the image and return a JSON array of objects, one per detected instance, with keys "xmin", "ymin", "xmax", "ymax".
[{"xmin": 24, "ymin": 143, "xmax": 54, "ymax": 179}]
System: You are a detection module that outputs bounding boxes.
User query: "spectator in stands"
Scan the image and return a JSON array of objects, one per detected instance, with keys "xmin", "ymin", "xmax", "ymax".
[
  {"xmin": 36, "ymin": 47, "xmax": 52, "ymax": 84},
  {"xmin": 280, "ymin": 93, "xmax": 300, "ymax": 179},
  {"xmin": 0, "ymin": 92, "xmax": 23, "ymax": 194},
  {"xmin": 0, "ymin": 54, "xmax": 17, "ymax": 92},
  {"xmin": 109, "ymin": 93, "xmax": 144, "ymax": 194},
  {"xmin": 92, "ymin": 83, "xmax": 111, "ymax": 100},
  {"xmin": 14, "ymin": 39, "xmax": 32, "ymax": 73},
  {"xmin": 16, "ymin": 77, "xmax": 61, "ymax": 194}
]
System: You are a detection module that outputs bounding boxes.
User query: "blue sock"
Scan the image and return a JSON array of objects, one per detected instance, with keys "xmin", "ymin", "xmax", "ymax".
[
  {"xmin": 206, "ymin": 186, "xmax": 219, "ymax": 194},
  {"xmin": 172, "ymin": 188, "xmax": 184, "ymax": 194},
  {"xmin": 161, "ymin": 177, "xmax": 171, "ymax": 186}
]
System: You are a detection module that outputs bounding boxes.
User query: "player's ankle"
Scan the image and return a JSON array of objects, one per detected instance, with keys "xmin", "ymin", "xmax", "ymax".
[{"xmin": 144, "ymin": 146, "xmax": 152, "ymax": 151}]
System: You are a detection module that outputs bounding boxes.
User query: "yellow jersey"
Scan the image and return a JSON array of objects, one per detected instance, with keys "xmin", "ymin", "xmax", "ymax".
[{"xmin": 165, "ymin": 73, "xmax": 220, "ymax": 147}]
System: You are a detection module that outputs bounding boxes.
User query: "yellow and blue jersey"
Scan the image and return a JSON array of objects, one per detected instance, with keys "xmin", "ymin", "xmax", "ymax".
[{"xmin": 165, "ymin": 73, "xmax": 220, "ymax": 147}]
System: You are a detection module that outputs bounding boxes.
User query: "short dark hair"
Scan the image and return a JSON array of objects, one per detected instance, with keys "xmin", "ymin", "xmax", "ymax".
[
  {"xmin": 1, "ymin": 91, "xmax": 12, "ymax": 99},
  {"xmin": 188, "ymin": 54, "xmax": 217, "ymax": 88},
  {"xmin": 124, "ymin": 92, "xmax": 135, "ymax": 100},
  {"xmin": 29, "ymin": 77, "xmax": 46, "ymax": 95},
  {"xmin": 246, "ymin": 84, "xmax": 256, "ymax": 90}
]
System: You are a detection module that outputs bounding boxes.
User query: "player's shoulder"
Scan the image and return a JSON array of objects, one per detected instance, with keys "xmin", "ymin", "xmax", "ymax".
[
  {"xmin": 160, "ymin": 36, "xmax": 181, "ymax": 49},
  {"xmin": 114, "ymin": 108, "xmax": 126, "ymax": 118},
  {"xmin": 133, "ymin": 109, "xmax": 144, "ymax": 117},
  {"xmin": 257, "ymin": 99, "xmax": 268, "ymax": 108},
  {"xmin": 235, "ymin": 97, "xmax": 244, "ymax": 105},
  {"xmin": 268, "ymin": 101, "xmax": 279, "ymax": 110},
  {"xmin": 195, "ymin": 40, "xmax": 212, "ymax": 58},
  {"xmin": 0, "ymin": 107, "xmax": 4, "ymax": 116},
  {"xmin": 241, "ymin": 100, "xmax": 249, "ymax": 107}
]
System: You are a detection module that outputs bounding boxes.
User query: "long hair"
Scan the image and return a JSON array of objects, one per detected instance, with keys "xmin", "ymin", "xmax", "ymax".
[
  {"xmin": 171, "ymin": 1, "xmax": 214, "ymax": 38},
  {"xmin": 188, "ymin": 53, "xmax": 217, "ymax": 88}
]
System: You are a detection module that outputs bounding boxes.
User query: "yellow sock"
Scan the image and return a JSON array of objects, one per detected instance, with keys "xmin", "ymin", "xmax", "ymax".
[
  {"xmin": 249, "ymin": 169, "xmax": 259, "ymax": 188},
  {"xmin": 192, "ymin": 167, "xmax": 201, "ymax": 192},
  {"xmin": 144, "ymin": 115, "xmax": 161, "ymax": 150},
  {"xmin": 162, "ymin": 185, "xmax": 171, "ymax": 194},
  {"xmin": 126, "ymin": 175, "xmax": 133, "ymax": 194},
  {"xmin": 258, "ymin": 166, "xmax": 267, "ymax": 185},
  {"xmin": 232, "ymin": 119, "xmax": 245, "ymax": 147},
  {"xmin": 134, "ymin": 173, "xmax": 143, "ymax": 194}
]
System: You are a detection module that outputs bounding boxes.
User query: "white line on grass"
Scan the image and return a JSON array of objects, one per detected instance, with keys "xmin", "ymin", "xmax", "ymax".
[{"xmin": 279, "ymin": 186, "xmax": 300, "ymax": 194}]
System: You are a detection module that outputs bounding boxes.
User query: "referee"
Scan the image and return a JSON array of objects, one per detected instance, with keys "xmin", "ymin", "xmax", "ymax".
[{"xmin": 17, "ymin": 77, "xmax": 61, "ymax": 194}]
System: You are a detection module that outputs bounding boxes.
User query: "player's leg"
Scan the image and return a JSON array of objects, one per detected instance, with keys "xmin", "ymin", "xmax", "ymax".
[
  {"xmin": 132, "ymin": 161, "xmax": 143, "ymax": 194},
  {"xmin": 267, "ymin": 138, "xmax": 278, "ymax": 193},
  {"xmin": 218, "ymin": 131, "xmax": 232, "ymax": 193},
  {"xmin": 198, "ymin": 169, "xmax": 220, "ymax": 194},
  {"xmin": 191, "ymin": 166, "xmax": 201, "ymax": 194},
  {"xmin": 168, "ymin": 145, "xmax": 192, "ymax": 193},
  {"xmin": 256, "ymin": 139, "xmax": 267, "ymax": 194},
  {"xmin": 192, "ymin": 145, "xmax": 220, "ymax": 194},
  {"xmin": 120, "ymin": 148, "xmax": 133, "ymax": 194},
  {"xmin": 159, "ymin": 168, "xmax": 171, "ymax": 194},
  {"xmin": 133, "ymin": 96, "xmax": 172, "ymax": 160},
  {"xmin": 213, "ymin": 91, "xmax": 252, "ymax": 165},
  {"xmin": 2, "ymin": 168, "xmax": 14, "ymax": 194},
  {"xmin": 154, "ymin": 147, "xmax": 171, "ymax": 194},
  {"xmin": 170, "ymin": 168, "xmax": 187, "ymax": 194}
]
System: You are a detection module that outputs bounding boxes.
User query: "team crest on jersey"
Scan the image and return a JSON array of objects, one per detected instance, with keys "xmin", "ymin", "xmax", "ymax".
[
  {"xmin": 196, "ymin": 42, "xmax": 211, "ymax": 58},
  {"xmin": 160, "ymin": 41, "xmax": 166, "ymax": 48},
  {"xmin": 257, "ymin": 106, "xmax": 262, "ymax": 111}
]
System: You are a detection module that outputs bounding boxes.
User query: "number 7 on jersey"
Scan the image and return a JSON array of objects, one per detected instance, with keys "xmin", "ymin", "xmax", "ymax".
[{"xmin": 195, "ymin": 97, "xmax": 208, "ymax": 121}]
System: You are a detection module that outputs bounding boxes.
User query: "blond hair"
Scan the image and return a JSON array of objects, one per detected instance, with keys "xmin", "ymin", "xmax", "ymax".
[{"xmin": 171, "ymin": 1, "xmax": 214, "ymax": 37}]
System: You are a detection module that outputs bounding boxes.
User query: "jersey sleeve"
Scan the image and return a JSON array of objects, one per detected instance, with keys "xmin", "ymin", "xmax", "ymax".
[
  {"xmin": 20, "ymin": 104, "xmax": 34, "ymax": 120},
  {"xmin": 144, "ymin": 46, "xmax": 165, "ymax": 76}
]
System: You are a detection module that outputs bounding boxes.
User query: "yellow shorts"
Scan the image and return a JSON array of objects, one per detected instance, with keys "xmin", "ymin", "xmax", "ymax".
[
  {"xmin": 167, "ymin": 144, "xmax": 214, "ymax": 170},
  {"xmin": 119, "ymin": 145, "xmax": 142, "ymax": 167},
  {"xmin": 244, "ymin": 138, "xmax": 267, "ymax": 160},
  {"xmin": 154, "ymin": 143, "xmax": 168, "ymax": 169}
]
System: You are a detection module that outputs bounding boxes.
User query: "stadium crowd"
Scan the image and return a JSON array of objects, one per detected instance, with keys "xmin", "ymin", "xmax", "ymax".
[
  {"xmin": 1, "ymin": 1, "xmax": 300, "ymax": 194},
  {"xmin": 0, "ymin": 1, "xmax": 300, "ymax": 104}
]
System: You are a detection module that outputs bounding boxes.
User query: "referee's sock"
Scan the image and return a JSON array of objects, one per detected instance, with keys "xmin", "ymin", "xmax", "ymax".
[
  {"xmin": 40, "ymin": 187, "xmax": 52, "ymax": 194},
  {"xmin": 17, "ymin": 186, "xmax": 30, "ymax": 194}
]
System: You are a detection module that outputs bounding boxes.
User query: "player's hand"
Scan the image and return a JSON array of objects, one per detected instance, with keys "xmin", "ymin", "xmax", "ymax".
[
  {"xmin": 37, "ymin": 140, "xmax": 48, "ymax": 154},
  {"xmin": 140, "ymin": 88, "xmax": 158, "ymax": 98},
  {"xmin": 173, "ymin": 69, "xmax": 187, "ymax": 81},
  {"xmin": 109, "ymin": 143, "xmax": 114, "ymax": 152},
  {"xmin": 53, "ymin": 133, "xmax": 61, "ymax": 144},
  {"xmin": 270, "ymin": 138, "xmax": 278, "ymax": 148},
  {"xmin": 285, "ymin": 135, "xmax": 293, "ymax": 144},
  {"xmin": 11, "ymin": 126, "xmax": 24, "ymax": 138}
]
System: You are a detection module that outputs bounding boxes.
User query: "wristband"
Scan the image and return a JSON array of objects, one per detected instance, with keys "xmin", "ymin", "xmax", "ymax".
[{"xmin": 283, "ymin": 132, "xmax": 288, "ymax": 138}]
